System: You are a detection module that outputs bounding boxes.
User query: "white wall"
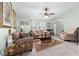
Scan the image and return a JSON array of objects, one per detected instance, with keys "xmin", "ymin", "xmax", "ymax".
[
  {"xmin": 16, "ymin": 16, "xmax": 31, "ymax": 33},
  {"xmin": 57, "ymin": 5, "xmax": 79, "ymax": 32}
]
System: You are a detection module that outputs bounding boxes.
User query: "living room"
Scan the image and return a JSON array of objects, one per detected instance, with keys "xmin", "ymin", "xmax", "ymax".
[{"xmin": 0, "ymin": 2, "xmax": 79, "ymax": 56}]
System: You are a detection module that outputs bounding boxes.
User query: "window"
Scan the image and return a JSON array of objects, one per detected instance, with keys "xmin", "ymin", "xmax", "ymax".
[{"xmin": 32, "ymin": 22, "xmax": 47, "ymax": 29}]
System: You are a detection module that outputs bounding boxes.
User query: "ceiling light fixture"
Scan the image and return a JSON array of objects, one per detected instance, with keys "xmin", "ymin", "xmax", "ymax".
[{"xmin": 40, "ymin": 7, "xmax": 55, "ymax": 18}]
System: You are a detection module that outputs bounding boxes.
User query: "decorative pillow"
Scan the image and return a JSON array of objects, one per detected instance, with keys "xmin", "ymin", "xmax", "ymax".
[{"xmin": 12, "ymin": 32, "xmax": 19, "ymax": 39}]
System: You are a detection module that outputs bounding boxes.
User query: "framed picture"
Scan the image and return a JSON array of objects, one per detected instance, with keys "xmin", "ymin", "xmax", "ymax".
[
  {"xmin": 3, "ymin": 2, "xmax": 11, "ymax": 27},
  {"xmin": 0, "ymin": 2, "xmax": 3, "ymax": 27},
  {"xmin": 13, "ymin": 9, "xmax": 16, "ymax": 28},
  {"xmin": 25, "ymin": 21, "xmax": 29, "ymax": 25},
  {"xmin": 20, "ymin": 21, "xmax": 29, "ymax": 25},
  {"xmin": 20, "ymin": 21, "xmax": 24, "ymax": 25},
  {"xmin": 3, "ymin": 2, "xmax": 16, "ymax": 28}
]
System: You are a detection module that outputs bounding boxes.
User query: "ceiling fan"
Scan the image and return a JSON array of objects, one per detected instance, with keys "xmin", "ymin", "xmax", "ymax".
[{"xmin": 41, "ymin": 7, "xmax": 55, "ymax": 17}]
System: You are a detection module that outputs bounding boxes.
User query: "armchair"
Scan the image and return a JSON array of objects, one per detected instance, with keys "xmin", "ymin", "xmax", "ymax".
[{"xmin": 5, "ymin": 32, "xmax": 33, "ymax": 56}]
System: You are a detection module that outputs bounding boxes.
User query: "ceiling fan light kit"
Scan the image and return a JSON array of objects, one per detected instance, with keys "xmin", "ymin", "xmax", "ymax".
[{"xmin": 41, "ymin": 7, "xmax": 55, "ymax": 18}]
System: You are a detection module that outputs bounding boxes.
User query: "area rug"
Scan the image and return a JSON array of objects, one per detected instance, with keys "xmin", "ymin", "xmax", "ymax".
[{"xmin": 33, "ymin": 39, "xmax": 64, "ymax": 51}]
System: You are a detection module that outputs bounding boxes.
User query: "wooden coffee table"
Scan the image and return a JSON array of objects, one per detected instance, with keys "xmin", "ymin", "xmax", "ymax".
[{"xmin": 40, "ymin": 36, "xmax": 52, "ymax": 44}]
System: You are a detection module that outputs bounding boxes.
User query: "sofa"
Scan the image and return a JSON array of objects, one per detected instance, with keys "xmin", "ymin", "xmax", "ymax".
[
  {"xmin": 5, "ymin": 32, "xmax": 33, "ymax": 56},
  {"xmin": 12, "ymin": 32, "xmax": 29, "ymax": 43},
  {"xmin": 32, "ymin": 29, "xmax": 51, "ymax": 39},
  {"xmin": 60, "ymin": 29, "xmax": 77, "ymax": 42}
]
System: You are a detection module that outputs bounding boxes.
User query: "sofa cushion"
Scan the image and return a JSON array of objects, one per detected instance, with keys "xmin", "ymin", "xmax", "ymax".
[
  {"xmin": 19, "ymin": 32, "xmax": 28, "ymax": 38},
  {"xmin": 12, "ymin": 32, "xmax": 19, "ymax": 39}
]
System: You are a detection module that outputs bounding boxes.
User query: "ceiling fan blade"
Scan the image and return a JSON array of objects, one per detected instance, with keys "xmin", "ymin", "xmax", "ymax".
[
  {"xmin": 40, "ymin": 7, "xmax": 55, "ymax": 17},
  {"xmin": 48, "ymin": 13, "xmax": 55, "ymax": 15}
]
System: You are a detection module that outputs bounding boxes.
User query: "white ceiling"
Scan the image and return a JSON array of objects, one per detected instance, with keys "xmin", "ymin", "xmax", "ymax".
[{"xmin": 12, "ymin": 2, "xmax": 79, "ymax": 19}]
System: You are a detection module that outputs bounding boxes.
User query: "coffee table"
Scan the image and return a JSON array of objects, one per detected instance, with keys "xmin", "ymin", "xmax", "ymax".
[{"xmin": 34, "ymin": 32, "xmax": 52, "ymax": 44}]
